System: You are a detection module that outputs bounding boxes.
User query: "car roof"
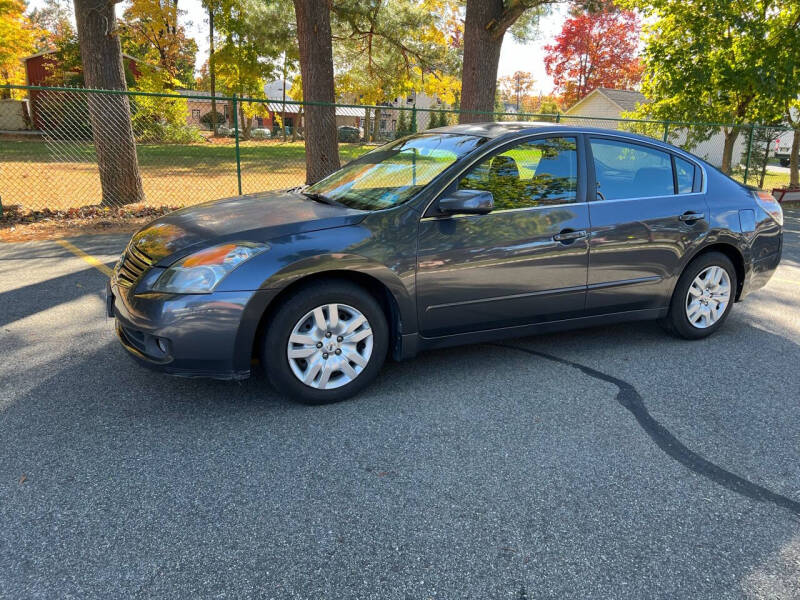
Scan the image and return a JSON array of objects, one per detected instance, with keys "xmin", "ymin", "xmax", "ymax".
[
  {"xmin": 429, "ymin": 121, "xmax": 561, "ymax": 138},
  {"xmin": 427, "ymin": 121, "xmax": 706, "ymax": 162},
  {"xmin": 429, "ymin": 121, "xmax": 661, "ymax": 144}
]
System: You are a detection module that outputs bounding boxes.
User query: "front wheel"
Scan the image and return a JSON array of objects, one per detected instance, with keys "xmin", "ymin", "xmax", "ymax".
[
  {"xmin": 662, "ymin": 252, "xmax": 737, "ymax": 339},
  {"xmin": 263, "ymin": 281, "xmax": 388, "ymax": 404}
]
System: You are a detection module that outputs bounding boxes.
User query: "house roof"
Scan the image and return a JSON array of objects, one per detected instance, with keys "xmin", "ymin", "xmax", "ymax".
[
  {"xmin": 566, "ymin": 87, "xmax": 648, "ymax": 114},
  {"xmin": 266, "ymin": 102, "xmax": 364, "ymax": 117},
  {"xmin": 178, "ymin": 89, "xmax": 228, "ymax": 98}
]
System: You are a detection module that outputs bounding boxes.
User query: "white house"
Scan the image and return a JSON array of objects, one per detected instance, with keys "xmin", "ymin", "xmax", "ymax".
[
  {"xmin": 564, "ymin": 87, "xmax": 752, "ymax": 170},
  {"xmin": 564, "ymin": 87, "xmax": 647, "ymax": 121}
]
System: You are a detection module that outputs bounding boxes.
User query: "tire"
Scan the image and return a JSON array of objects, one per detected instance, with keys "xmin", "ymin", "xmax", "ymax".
[
  {"xmin": 661, "ymin": 251, "xmax": 737, "ymax": 340},
  {"xmin": 262, "ymin": 280, "xmax": 389, "ymax": 404}
]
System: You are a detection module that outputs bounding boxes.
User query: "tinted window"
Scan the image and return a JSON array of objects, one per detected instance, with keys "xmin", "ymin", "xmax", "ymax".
[
  {"xmin": 459, "ymin": 137, "xmax": 578, "ymax": 210},
  {"xmin": 591, "ymin": 139, "xmax": 675, "ymax": 200},
  {"xmin": 675, "ymin": 156, "xmax": 696, "ymax": 193}
]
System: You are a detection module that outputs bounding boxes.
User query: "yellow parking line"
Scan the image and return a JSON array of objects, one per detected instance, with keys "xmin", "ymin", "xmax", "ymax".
[
  {"xmin": 56, "ymin": 239, "xmax": 114, "ymax": 277},
  {"xmin": 774, "ymin": 277, "xmax": 800, "ymax": 286}
]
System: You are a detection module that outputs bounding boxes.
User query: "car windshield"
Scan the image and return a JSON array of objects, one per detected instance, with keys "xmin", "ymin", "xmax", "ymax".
[{"xmin": 304, "ymin": 133, "xmax": 486, "ymax": 211}]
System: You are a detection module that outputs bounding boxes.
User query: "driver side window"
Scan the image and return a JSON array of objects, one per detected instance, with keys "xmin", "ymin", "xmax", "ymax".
[{"xmin": 458, "ymin": 137, "xmax": 579, "ymax": 210}]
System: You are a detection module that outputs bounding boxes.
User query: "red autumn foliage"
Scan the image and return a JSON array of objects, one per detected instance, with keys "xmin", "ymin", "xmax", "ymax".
[{"xmin": 544, "ymin": 8, "xmax": 643, "ymax": 108}]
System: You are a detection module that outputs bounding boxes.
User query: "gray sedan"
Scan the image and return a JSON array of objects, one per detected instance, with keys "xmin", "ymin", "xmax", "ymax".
[{"xmin": 108, "ymin": 122, "xmax": 783, "ymax": 403}]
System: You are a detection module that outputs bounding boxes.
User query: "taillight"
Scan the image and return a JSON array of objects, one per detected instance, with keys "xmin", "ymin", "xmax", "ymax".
[{"xmin": 753, "ymin": 190, "xmax": 783, "ymax": 226}]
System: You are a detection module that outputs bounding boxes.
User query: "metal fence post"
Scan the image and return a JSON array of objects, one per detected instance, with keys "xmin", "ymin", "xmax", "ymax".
[
  {"xmin": 663, "ymin": 122, "xmax": 670, "ymax": 143},
  {"xmin": 743, "ymin": 124, "xmax": 755, "ymax": 185},
  {"xmin": 411, "ymin": 104, "xmax": 417, "ymax": 133},
  {"xmin": 233, "ymin": 93, "xmax": 242, "ymax": 195}
]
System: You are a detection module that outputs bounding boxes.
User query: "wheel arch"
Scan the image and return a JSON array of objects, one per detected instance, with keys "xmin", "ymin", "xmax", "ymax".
[
  {"xmin": 683, "ymin": 242, "xmax": 746, "ymax": 301},
  {"xmin": 250, "ymin": 269, "xmax": 409, "ymax": 365}
]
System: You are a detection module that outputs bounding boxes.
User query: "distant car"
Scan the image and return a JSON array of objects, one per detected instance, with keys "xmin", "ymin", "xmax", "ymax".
[
  {"xmin": 250, "ymin": 128, "xmax": 271, "ymax": 139},
  {"xmin": 109, "ymin": 123, "xmax": 783, "ymax": 403},
  {"xmin": 338, "ymin": 126, "xmax": 361, "ymax": 142}
]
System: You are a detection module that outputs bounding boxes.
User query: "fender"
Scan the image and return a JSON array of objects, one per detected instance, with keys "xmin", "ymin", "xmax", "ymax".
[{"xmin": 258, "ymin": 252, "xmax": 417, "ymax": 335}]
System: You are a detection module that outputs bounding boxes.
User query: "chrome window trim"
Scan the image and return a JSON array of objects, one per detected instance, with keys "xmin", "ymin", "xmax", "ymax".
[
  {"xmin": 586, "ymin": 132, "xmax": 708, "ymax": 197},
  {"xmin": 583, "ymin": 191, "xmax": 706, "ymax": 205},
  {"xmin": 419, "ymin": 200, "xmax": 581, "ymax": 221}
]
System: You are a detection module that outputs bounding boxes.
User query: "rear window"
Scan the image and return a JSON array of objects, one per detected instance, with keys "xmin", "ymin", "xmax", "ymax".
[{"xmin": 590, "ymin": 139, "xmax": 675, "ymax": 200}]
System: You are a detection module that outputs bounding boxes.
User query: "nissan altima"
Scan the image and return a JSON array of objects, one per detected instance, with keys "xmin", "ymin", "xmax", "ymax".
[{"xmin": 108, "ymin": 122, "xmax": 783, "ymax": 403}]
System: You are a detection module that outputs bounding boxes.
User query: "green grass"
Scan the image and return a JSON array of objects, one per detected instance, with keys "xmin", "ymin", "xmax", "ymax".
[
  {"xmin": 730, "ymin": 170, "xmax": 791, "ymax": 190},
  {"xmin": 0, "ymin": 138, "xmax": 370, "ymax": 167},
  {"xmin": 0, "ymin": 138, "xmax": 373, "ymax": 210}
]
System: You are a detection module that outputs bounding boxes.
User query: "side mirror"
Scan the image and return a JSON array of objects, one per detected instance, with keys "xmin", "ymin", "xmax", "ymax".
[{"xmin": 438, "ymin": 189, "xmax": 494, "ymax": 216}]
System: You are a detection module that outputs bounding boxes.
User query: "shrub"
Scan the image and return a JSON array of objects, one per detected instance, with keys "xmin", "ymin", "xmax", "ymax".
[{"xmin": 200, "ymin": 111, "xmax": 226, "ymax": 128}]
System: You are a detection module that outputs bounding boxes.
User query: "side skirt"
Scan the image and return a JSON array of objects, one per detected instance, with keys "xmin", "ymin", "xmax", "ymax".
[{"xmin": 397, "ymin": 308, "xmax": 668, "ymax": 359}]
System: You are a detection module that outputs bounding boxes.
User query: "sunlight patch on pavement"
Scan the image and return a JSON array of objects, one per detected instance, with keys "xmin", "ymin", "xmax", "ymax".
[
  {"xmin": 0, "ymin": 293, "xmax": 111, "ymax": 411},
  {"xmin": 742, "ymin": 534, "xmax": 800, "ymax": 600}
]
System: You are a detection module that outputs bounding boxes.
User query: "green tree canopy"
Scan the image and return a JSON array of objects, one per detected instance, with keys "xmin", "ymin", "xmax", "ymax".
[
  {"xmin": 622, "ymin": 0, "xmax": 800, "ymax": 173},
  {"xmin": 0, "ymin": 0, "xmax": 38, "ymax": 97},
  {"xmin": 332, "ymin": 0, "xmax": 462, "ymax": 105}
]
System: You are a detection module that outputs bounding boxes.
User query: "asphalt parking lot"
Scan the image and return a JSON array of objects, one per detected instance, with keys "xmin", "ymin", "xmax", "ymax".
[{"xmin": 1, "ymin": 212, "xmax": 799, "ymax": 599}]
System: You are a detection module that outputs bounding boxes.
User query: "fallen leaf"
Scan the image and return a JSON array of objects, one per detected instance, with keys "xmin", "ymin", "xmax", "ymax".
[{"xmin": 19, "ymin": 474, "xmax": 26, "ymax": 485}]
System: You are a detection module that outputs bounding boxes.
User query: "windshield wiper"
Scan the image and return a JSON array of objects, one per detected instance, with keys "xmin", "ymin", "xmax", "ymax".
[{"xmin": 302, "ymin": 191, "xmax": 344, "ymax": 207}]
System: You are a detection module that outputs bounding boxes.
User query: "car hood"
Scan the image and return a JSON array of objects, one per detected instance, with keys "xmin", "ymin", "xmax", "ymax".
[{"xmin": 128, "ymin": 190, "xmax": 367, "ymax": 263}]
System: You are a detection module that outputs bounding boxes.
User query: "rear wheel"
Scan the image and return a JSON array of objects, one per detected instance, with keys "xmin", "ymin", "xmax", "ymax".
[
  {"xmin": 662, "ymin": 252, "xmax": 737, "ymax": 339},
  {"xmin": 263, "ymin": 281, "xmax": 388, "ymax": 404}
]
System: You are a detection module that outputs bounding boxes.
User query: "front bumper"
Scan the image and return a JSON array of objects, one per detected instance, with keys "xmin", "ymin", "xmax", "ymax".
[{"xmin": 108, "ymin": 280, "xmax": 277, "ymax": 380}]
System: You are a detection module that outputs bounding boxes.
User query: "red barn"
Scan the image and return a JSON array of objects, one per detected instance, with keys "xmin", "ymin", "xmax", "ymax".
[{"xmin": 24, "ymin": 50, "xmax": 143, "ymax": 130}]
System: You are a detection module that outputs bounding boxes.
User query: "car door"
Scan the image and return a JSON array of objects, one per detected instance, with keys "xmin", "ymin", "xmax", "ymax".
[
  {"xmin": 416, "ymin": 134, "xmax": 590, "ymax": 337},
  {"xmin": 586, "ymin": 136, "xmax": 709, "ymax": 314}
]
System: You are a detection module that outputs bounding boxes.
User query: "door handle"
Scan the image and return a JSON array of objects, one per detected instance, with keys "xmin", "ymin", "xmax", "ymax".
[
  {"xmin": 678, "ymin": 211, "xmax": 705, "ymax": 222},
  {"xmin": 553, "ymin": 229, "xmax": 587, "ymax": 242}
]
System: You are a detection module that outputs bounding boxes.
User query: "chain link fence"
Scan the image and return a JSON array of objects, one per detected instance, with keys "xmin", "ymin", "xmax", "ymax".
[{"xmin": 0, "ymin": 84, "xmax": 794, "ymax": 212}]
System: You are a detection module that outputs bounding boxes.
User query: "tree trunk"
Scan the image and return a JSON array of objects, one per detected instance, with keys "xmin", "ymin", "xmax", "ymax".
[
  {"xmin": 720, "ymin": 128, "xmax": 740, "ymax": 174},
  {"xmin": 758, "ymin": 141, "xmax": 769, "ymax": 190},
  {"xmin": 364, "ymin": 108, "xmax": 371, "ymax": 142},
  {"xmin": 790, "ymin": 127, "xmax": 800, "ymax": 189},
  {"xmin": 209, "ymin": 5, "xmax": 218, "ymax": 136},
  {"xmin": 292, "ymin": 106, "xmax": 303, "ymax": 142},
  {"xmin": 74, "ymin": 0, "xmax": 144, "ymax": 206},
  {"xmin": 239, "ymin": 103, "xmax": 250, "ymax": 139},
  {"xmin": 460, "ymin": 0, "xmax": 505, "ymax": 123},
  {"xmin": 293, "ymin": 0, "xmax": 340, "ymax": 184}
]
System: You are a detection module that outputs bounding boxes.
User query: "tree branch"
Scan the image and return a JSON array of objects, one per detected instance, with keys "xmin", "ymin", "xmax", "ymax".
[{"xmin": 487, "ymin": 0, "xmax": 549, "ymax": 40}]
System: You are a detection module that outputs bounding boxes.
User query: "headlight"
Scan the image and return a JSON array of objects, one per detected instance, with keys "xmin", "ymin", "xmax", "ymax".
[{"xmin": 152, "ymin": 242, "xmax": 269, "ymax": 293}]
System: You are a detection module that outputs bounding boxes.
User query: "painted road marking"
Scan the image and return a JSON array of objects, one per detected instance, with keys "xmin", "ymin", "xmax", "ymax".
[
  {"xmin": 56, "ymin": 239, "xmax": 114, "ymax": 277},
  {"xmin": 774, "ymin": 277, "xmax": 800, "ymax": 286}
]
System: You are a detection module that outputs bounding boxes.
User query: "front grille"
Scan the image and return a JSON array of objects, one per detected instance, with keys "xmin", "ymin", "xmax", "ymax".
[{"xmin": 116, "ymin": 245, "xmax": 154, "ymax": 287}]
